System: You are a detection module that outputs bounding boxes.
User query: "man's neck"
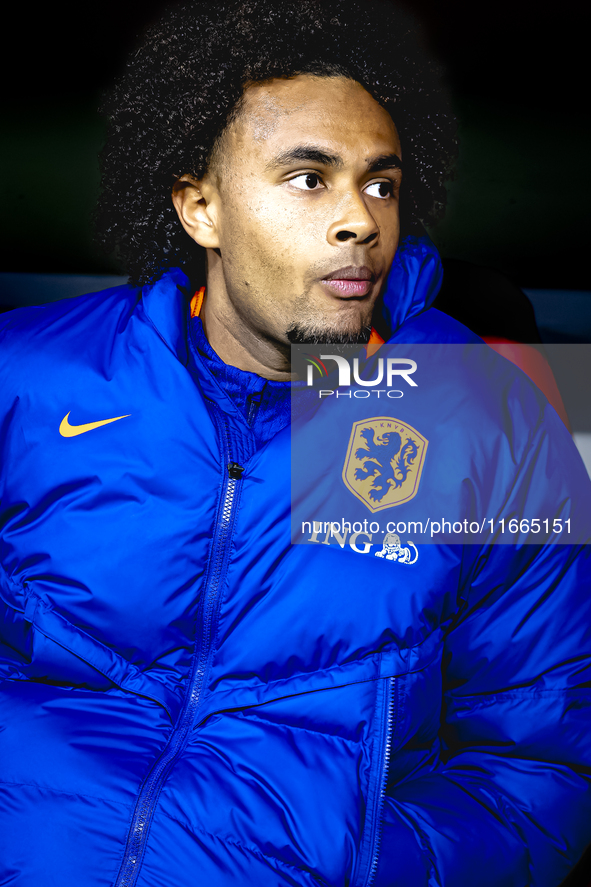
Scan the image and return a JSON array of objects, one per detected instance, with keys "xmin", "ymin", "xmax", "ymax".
[{"xmin": 201, "ymin": 250, "xmax": 295, "ymax": 381}]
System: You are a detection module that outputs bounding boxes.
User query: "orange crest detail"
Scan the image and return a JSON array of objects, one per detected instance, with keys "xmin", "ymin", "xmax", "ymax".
[{"xmin": 342, "ymin": 417, "xmax": 428, "ymax": 512}]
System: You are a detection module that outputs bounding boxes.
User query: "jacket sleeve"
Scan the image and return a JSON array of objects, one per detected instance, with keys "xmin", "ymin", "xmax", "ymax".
[{"xmin": 374, "ymin": 408, "xmax": 591, "ymax": 887}]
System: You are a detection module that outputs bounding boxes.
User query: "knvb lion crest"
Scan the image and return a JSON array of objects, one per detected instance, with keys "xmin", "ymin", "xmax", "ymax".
[{"xmin": 342, "ymin": 417, "xmax": 428, "ymax": 512}]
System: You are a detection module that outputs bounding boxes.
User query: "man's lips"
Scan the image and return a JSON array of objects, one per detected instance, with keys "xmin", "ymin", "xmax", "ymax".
[{"xmin": 321, "ymin": 266, "xmax": 376, "ymax": 298}]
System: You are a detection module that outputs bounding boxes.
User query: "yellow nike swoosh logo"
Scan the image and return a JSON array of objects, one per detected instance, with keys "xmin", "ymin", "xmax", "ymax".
[{"xmin": 59, "ymin": 411, "xmax": 131, "ymax": 437}]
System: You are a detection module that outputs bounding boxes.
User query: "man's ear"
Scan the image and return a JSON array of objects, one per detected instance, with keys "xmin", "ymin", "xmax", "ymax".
[{"xmin": 171, "ymin": 174, "xmax": 220, "ymax": 249}]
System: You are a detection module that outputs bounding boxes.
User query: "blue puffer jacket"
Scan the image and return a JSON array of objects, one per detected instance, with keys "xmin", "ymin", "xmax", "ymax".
[{"xmin": 0, "ymin": 237, "xmax": 590, "ymax": 887}]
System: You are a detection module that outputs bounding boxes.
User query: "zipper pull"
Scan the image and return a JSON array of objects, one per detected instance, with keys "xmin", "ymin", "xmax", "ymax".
[
  {"xmin": 227, "ymin": 462, "xmax": 245, "ymax": 479},
  {"xmin": 247, "ymin": 391, "xmax": 263, "ymax": 426}
]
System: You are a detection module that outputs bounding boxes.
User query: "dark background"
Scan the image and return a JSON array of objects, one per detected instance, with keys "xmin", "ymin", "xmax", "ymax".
[
  {"xmin": 0, "ymin": 0, "xmax": 588, "ymax": 289},
  {"xmin": 1, "ymin": 7, "xmax": 590, "ymax": 879}
]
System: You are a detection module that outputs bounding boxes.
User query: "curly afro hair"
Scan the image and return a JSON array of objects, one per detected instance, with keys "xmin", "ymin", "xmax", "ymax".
[{"xmin": 95, "ymin": 0, "xmax": 457, "ymax": 286}]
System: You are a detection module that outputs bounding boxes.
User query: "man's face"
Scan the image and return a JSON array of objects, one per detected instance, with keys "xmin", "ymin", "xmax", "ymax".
[{"xmin": 202, "ymin": 75, "xmax": 402, "ymax": 346}]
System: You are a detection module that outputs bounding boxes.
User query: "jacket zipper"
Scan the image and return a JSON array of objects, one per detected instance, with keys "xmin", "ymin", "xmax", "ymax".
[
  {"xmin": 364, "ymin": 675, "xmax": 397, "ymax": 887},
  {"xmin": 247, "ymin": 391, "xmax": 263, "ymax": 425},
  {"xmin": 113, "ymin": 410, "xmax": 244, "ymax": 887}
]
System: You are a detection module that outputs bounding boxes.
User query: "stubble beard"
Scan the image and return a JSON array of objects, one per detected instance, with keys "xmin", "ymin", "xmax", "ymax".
[
  {"xmin": 286, "ymin": 322, "xmax": 373, "ymax": 345},
  {"xmin": 285, "ymin": 292, "xmax": 375, "ymax": 346}
]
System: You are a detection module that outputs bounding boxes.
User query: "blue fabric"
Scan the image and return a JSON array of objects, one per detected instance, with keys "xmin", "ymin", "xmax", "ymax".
[
  {"xmin": 189, "ymin": 315, "xmax": 292, "ymax": 448},
  {"xmin": 379, "ymin": 233, "xmax": 444, "ymax": 335},
  {"xmin": 0, "ymin": 237, "xmax": 590, "ymax": 887}
]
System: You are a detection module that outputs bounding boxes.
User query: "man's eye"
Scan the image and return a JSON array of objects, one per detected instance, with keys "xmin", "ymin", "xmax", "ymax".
[
  {"xmin": 288, "ymin": 173, "xmax": 323, "ymax": 190},
  {"xmin": 364, "ymin": 181, "xmax": 393, "ymax": 199}
]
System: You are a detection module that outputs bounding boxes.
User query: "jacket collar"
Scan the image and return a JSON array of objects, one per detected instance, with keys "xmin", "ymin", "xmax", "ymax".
[
  {"xmin": 140, "ymin": 266, "xmax": 193, "ymax": 366},
  {"xmin": 139, "ymin": 233, "xmax": 443, "ymax": 359},
  {"xmin": 378, "ymin": 233, "xmax": 443, "ymax": 337}
]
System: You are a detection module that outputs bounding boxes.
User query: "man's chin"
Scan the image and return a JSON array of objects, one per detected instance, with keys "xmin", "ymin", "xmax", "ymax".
[{"xmin": 286, "ymin": 323, "xmax": 372, "ymax": 346}]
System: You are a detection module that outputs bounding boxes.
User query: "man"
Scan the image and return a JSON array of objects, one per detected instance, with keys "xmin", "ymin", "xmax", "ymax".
[{"xmin": 0, "ymin": 2, "xmax": 589, "ymax": 886}]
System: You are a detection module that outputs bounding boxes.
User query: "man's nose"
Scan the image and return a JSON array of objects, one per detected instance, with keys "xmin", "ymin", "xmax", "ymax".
[{"xmin": 326, "ymin": 192, "xmax": 379, "ymax": 246}]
